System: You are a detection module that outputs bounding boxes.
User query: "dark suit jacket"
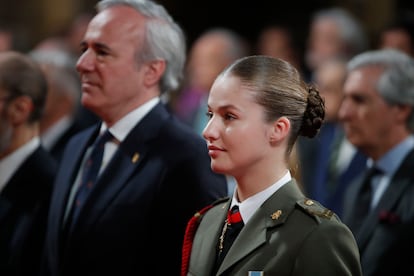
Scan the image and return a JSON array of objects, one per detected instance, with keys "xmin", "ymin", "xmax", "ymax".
[
  {"xmin": 297, "ymin": 124, "xmax": 367, "ymax": 217},
  {"xmin": 43, "ymin": 103, "xmax": 227, "ymax": 276},
  {"xmin": 342, "ymin": 149, "xmax": 414, "ymax": 276},
  {"xmin": 188, "ymin": 180, "xmax": 362, "ymax": 276},
  {"xmin": 0, "ymin": 146, "xmax": 56, "ymax": 276}
]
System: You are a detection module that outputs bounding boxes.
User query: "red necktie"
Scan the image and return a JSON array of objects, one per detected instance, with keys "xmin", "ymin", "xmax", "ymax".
[
  {"xmin": 215, "ymin": 205, "xmax": 244, "ymax": 271},
  {"xmin": 227, "ymin": 205, "xmax": 243, "ymax": 224}
]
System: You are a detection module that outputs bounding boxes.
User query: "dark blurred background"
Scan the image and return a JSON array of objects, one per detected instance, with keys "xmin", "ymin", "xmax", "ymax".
[{"xmin": 1, "ymin": 0, "xmax": 413, "ymax": 53}]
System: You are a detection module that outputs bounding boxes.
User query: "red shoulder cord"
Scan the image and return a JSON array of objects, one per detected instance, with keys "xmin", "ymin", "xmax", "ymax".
[{"xmin": 181, "ymin": 204, "xmax": 214, "ymax": 276}]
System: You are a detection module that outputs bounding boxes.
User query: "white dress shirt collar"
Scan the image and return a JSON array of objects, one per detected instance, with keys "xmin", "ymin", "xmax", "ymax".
[
  {"xmin": 231, "ymin": 170, "xmax": 292, "ymax": 224},
  {"xmin": 101, "ymin": 97, "xmax": 160, "ymax": 142}
]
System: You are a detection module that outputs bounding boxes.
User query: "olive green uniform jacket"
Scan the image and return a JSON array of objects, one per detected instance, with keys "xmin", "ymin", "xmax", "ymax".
[{"xmin": 187, "ymin": 180, "xmax": 362, "ymax": 276}]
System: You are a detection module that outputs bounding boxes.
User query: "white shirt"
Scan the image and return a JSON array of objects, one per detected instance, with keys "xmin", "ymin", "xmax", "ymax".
[
  {"xmin": 64, "ymin": 98, "xmax": 160, "ymax": 223},
  {"xmin": 370, "ymin": 135, "xmax": 414, "ymax": 209},
  {"xmin": 231, "ymin": 170, "xmax": 292, "ymax": 224},
  {"xmin": 0, "ymin": 137, "xmax": 40, "ymax": 193}
]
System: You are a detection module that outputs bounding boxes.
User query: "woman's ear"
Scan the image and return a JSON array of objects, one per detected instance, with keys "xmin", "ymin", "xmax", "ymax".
[{"xmin": 269, "ymin": 116, "xmax": 290, "ymax": 144}]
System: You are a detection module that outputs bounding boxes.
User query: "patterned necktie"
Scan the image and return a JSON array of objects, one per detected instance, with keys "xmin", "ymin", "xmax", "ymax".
[
  {"xmin": 215, "ymin": 205, "xmax": 244, "ymax": 270},
  {"xmin": 68, "ymin": 130, "xmax": 113, "ymax": 226}
]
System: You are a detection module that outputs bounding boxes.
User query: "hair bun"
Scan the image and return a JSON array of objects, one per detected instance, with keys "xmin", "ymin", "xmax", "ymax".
[{"xmin": 300, "ymin": 85, "xmax": 325, "ymax": 138}]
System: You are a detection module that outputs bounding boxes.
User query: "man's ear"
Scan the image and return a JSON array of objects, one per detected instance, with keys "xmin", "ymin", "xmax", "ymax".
[
  {"xmin": 395, "ymin": 105, "xmax": 412, "ymax": 124},
  {"xmin": 8, "ymin": 96, "xmax": 34, "ymax": 125},
  {"xmin": 269, "ymin": 116, "xmax": 290, "ymax": 145},
  {"xmin": 143, "ymin": 59, "xmax": 166, "ymax": 87}
]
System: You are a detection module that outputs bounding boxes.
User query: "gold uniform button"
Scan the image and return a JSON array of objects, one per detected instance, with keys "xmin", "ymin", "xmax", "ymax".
[{"xmin": 305, "ymin": 199, "xmax": 314, "ymax": 206}]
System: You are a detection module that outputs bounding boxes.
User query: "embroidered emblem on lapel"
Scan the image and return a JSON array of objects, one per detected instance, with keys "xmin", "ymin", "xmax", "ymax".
[{"xmin": 271, "ymin": 210, "xmax": 282, "ymax": 220}]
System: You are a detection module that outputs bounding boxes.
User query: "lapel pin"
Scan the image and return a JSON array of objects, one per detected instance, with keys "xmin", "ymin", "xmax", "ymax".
[
  {"xmin": 132, "ymin": 152, "xmax": 140, "ymax": 163},
  {"xmin": 271, "ymin": 210, "xmax": 282, "ymax": 220}
]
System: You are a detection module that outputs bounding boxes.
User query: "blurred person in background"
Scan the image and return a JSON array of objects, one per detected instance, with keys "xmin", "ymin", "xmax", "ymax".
[
  {"xmin": 305, "ymin": 7, "xmax": 368, "ymax": 81},
  {"xmin": 298, "ymin": 57, "xmax": 366, "ymax": 217},
  {"xmin": 63, "ymin": 13, "xmax": 95, "ymax": 59},
  {"xmin": 377, "ymin": 13, "xmax": 414, "ymax": 57},
  {"xmin": 340, "ymin": 49, "xmax": 414, "ymax": 276},
  {"xmin": 30, "ymin": 48, "xmax": 92, "ymax": 164},
  {"xmin": 0, "ymin": 51, "xmax": 56, "ymax": 276},
  {"xmin": 255, "ymin": 24, "xmax": 303, "ymax": 75},
  {"xmin": 0, "ymin": 25, "xmax": 13, "ymax": 52},
  {"xmin": 172, "ymin": 28, "xmax": 249, "ymax": 135}
]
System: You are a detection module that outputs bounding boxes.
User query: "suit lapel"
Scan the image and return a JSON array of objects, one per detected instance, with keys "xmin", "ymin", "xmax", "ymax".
[
  {"xmin": 50, "ymin": 126, "xmax": 99, "ymax": 242},
  {"xmin": 0, "ymin": 197, "xmax": 12, "ymax": 225},
  {"xmin": 70, "ymin": 139, "xmax": 150, "ymax": 233},
  {"xmin": 356, "ymin": 149, "xmax": 414, "ymax": 250},
  {"xmin": 218, "ymin": 180, "xmax": 303, "ymax": 275},
  {"xmin": 68, "ymin": 103, "xmax": 170, "ymax": 235},
  {"xmin": 341, "ymin": 171, "xmax": 366, "ymax": 228}
]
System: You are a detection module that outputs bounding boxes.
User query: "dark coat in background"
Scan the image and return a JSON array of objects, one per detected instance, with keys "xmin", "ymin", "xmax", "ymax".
[{"xmin": 0, "ymin": 146, "xmax": 56, "ymax": 276}]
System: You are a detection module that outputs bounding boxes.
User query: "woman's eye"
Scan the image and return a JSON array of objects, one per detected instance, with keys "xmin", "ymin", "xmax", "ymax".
[{"xmin": 205, "ymin": 111, "xmax": 213, "ymax": 119}]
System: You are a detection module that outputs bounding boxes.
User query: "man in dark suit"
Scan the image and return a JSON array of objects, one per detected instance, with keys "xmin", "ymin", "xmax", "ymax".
[
  {"xmin": 42, "ymin": 1, "xmax": 227, "ymax": 275},
  {"xmin": 340, "ymin": 49, "xmax": 414, "ymax": 276},
  {"xmin": 297, "ymin": 57, "xmax": 367, "ymax": 217},
  {"xmin": 0, "ymin": 51, "xmax": 56, "ymax": 275}
]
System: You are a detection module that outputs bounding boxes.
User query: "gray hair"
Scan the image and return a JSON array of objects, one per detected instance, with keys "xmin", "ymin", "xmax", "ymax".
[
  {"xmin": 97, "ymin": 0, "xmax": 186, "ymax": 93},
  {"xmin": 313, "ymin": 7, "xmax": 368, "ymax": 56},
  {"xmin": 29, "ymin": 48, "xmax": 80, "ymax": 102},
  {"xmin": 348, "ymin": 49, "xmax": 414, "ymax": 131}
]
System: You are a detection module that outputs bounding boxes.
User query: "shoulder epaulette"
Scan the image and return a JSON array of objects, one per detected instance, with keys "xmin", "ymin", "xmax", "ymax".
[
  {"xmin": 211, "ymin": 196, "xmax": 230, "ymax": 206},
  {"xmin": 296, "ymin": 198, "xmax": 335, "ymax": 220}
]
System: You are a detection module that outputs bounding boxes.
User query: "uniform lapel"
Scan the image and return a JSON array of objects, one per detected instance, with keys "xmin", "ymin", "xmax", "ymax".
[
  {"xmin": 218, "ymin": 180, "xmax": 302, "ymax": 275},
  {"xmin": 189, "ymin": 200, "xmax": 230, "ymax": 276}
]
